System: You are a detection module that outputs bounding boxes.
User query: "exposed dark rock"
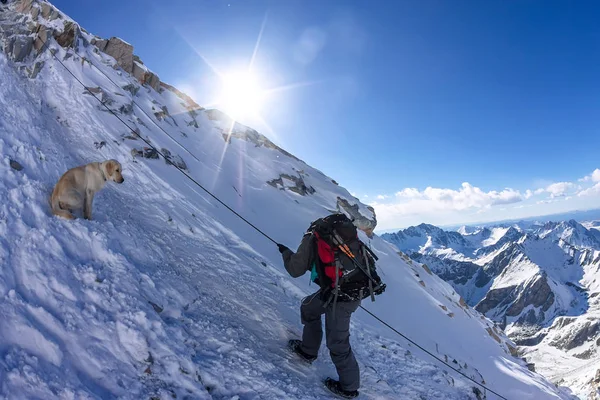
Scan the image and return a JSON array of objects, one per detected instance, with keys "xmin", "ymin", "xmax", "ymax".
[
  {"xmin": 573, "ymin": 349, "xmax": 595, "ymax": 360},
  {"xmin": 84, "ymin": 86, "xmax": 102, "ymax": 95},
  {"xmin": 101, "ymin": 37, "xmax": 133, "ymax": 72},
  {"xmin": 33, "ymin": 24, "xmax": 50, "ymax": 53},
  {"xmin": 476, "ymin": 274, "xmax": 555, "ymax": 326},
  {"xmin": 118, "ymin": 102, "xmax": 133, "ymax": 115},
  {"xmin": 94, "ymin": 141, "xmax": 106, "ymax": 149},
  {"xmin": 512, "ymin": 331, "xmax": 547, "ymax": 346},
  {"xmin": 476, "ymin": 285, "xmax": 515, "ymax": 315},
  {"xmin": 482, "ymin": 242, "xmax": 522, "ymax": 277},
  {"xmin": 53, "ymin": 21, "xmax": 81, "ymax": 49},
  {"xmin": 100, "ymin": 91, "xmax": 114, "ymax": 106},
  {"xmin": 9, "ymin": 35, "xmax": 32, "ymax": 62},
  {"xmin": 9, "ymin": 159, "xmax": 23, "ymax": 171},
  {"xmin": 161, "ymin": 148, "xmax": 187, "ymax": 170},
  {"xmin": 549, "ymin": 320, "xmax": 600, "ymax": 351},
  {"xmin": 28, "ymin": 60, "xmax": 43, "ymax": 78},
  {"xmin": 506, "ymin": 275, "xmax": 554, "ymax": 316},
  {"xmin": 267, "ymin": 173, "xmax": 315, "ymax": 196},
  {"xmin": 122, "ymin": 83, "xmax": 139, "ymax": 96},
  {"xmin": 91, "ymin": 35, "xmax": 162, "ymax": 90},
  {"xmin": 154, "ymin": 106, "xmax": 169, "ymax": 121},
  {"xmin": 131, "ymin": 147, "xmax": 159, "ymax": 160},
  {"xmin": 132, "ymin": 60, "xmax": 160, "ymax": 91},
  {"xmin": 148, "ymin": 301, "xmax": 163, "ymax": 314},
  {"xmin": 40, "ymin": 2, "xmax": 60, "ymax": 20},
  {"xmin": 412, "ymin": 253, "xmax": 483, "ymax": 287}
]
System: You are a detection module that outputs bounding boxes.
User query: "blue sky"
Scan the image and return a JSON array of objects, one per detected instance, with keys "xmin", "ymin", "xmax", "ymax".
[{"xmin": 53, "ymin": 0, "xmax": 600, "ymax": 229}]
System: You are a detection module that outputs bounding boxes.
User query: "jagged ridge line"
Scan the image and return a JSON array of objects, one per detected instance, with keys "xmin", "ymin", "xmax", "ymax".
[{"xmin": 38, "ymin": 35, "xmax": 510, "ymax": 400}]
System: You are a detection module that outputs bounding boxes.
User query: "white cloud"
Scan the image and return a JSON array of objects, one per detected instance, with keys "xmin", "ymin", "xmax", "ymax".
[
  {"xmin": 537, "ymin": 199, "xmax": 557, "ymax": 205},
  {"xmin": 578, "ymin": 183, "xmax": 600, "ymax": 197},
  {"xmin": 386, "ymin": 183, "xmax": 524, "ymax": 213},
  {"xmin": 580, "ymin": 169, "xmax": 600, "ymax": 183},
  {"xmin": 545, "ymin": 182, "xmax": 574, "ymax": 198},
  {"xmin": 372, "ymin": 171, "xmax": 600, "ymax": 231},
  {"xmin": 395, "ymin": 188, "xmax": 422, "ymax": 198}
]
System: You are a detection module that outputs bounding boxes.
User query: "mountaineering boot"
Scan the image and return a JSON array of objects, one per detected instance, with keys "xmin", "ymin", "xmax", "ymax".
[
  {"xmin": 288, "ymin": 339, "xmax": 317, "ymax": 363},
  {"xmin": 324, "ymin": 378, "xmax": 359, "ymax": 399}
]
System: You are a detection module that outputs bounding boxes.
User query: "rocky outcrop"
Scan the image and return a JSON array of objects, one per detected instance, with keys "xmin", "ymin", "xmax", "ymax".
[
  {"xmin": 476, "ymin": 286, "xmax": 515, "ymax": 315},
  {"xmin": 131, "ymin": 146, "xmax": 187, "ymax": 170},
  {"xmin": 53, "ymin": 21, "xmax": 81, "ymax": 49},
  {"xmin": 90, "ymin": 36, "xmax": 160, "ymax": 91},
  {"xmin": 481, "ymin": 242, "xmax": 522, "ymax": 277},
  {"xmin": 1, "ymin": 0, "xmax": 170, "ymax": 96},
  {"xmin": 131, "ymin": 147, "xmax": 159, "ymax": 160},
  {"xmin": 475, "ymin": 274, "xmax": 555, "ymax": 326},
  {"xmin": 411, "ymin": 253, "xmax": 487, "ymax": 289},
  {"xmin": 267, "ymin": 173, "xmax": 315, "ymax": 196},
  {"xmin": 161, "ymin": 148, "xmax": 187, "ymax": 170},
  {"xmin": 9, "ymin": 159, "xmax": 24, "ymax": 171},
  {"xmin": 506, "ymin": 275, "xmax": 555, "ymax": 318},
  {"xmin": 93, "ymin": 37, "xmax": 133, "ymax": 72},
  {"xmin": 132, "ymin": 60, "xmax": 160, "ymax": 90},
  {"xmin": 549, "ymin": 320, "xmax": 600, "ymax": 351},
  {"xmin": 9, "ymin": 35, "xmax": 32, "ymax": 62},
  {"xmin": 336, "ymin": 197, "xmax": 377, "ymax": 236}
]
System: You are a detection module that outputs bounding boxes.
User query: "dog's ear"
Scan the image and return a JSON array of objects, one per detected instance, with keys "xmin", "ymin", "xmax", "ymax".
[{"xmin": 105, "ymin": 160, "xmax": 115, "ymax": 177}]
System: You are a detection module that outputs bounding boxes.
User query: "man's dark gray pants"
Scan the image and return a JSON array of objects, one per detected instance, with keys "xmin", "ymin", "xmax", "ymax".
[{"xmin": 300, "ymin": 291, "xmax": 361, "ymax": 391}]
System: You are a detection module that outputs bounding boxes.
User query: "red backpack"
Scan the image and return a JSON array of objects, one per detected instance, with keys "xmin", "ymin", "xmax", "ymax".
[{"xmin": 308, "ymin": 214, "xmax": 385, "ymax": 302}]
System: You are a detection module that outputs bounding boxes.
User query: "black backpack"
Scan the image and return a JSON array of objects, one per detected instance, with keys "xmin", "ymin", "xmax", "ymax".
[{"xmin": 307, "ymin": 214, "xmax": 386, "ymax": 303}]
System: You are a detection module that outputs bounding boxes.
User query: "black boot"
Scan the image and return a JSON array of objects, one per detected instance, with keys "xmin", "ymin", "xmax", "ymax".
[
  {"xmin": 324, "ymin": 378, "xmax": 359, "ymax": 399},
  {"xmin": 288, "ymin": 339, "xmax": 317, "ymax": 363}
]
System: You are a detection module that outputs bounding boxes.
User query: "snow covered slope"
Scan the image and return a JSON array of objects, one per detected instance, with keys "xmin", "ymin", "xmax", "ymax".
[
  {"xmin": 0, "ymin": 1, "xmax": 573, "ymax": 399},
  {"xmin": 383, "ymin": 221, "xmax": 600, "ymax": 399}
]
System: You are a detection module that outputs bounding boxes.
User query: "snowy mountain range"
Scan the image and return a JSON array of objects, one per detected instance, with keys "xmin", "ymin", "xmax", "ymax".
[
  {"xmin": 383, "ymin": 220, "xmax": 600, "ymax": 398},
  {"xmin": 0, "ymin": 0, "xmax": 578, "ymax": 398}
]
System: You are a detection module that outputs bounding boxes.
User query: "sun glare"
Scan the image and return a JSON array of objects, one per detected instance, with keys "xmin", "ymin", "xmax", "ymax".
[{"xmin": 219, "ymin": 71, "xmax": 265, "ymax": 120}]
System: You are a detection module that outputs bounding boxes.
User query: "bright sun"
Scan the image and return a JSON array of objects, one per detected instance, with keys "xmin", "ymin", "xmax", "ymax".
[{"xmin": 219, "ymin": 71, "xmax": 265, "ymax": 120}]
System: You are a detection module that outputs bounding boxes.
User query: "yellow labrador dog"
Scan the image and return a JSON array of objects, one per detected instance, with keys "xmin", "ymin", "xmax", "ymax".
[{"xmin": 51, "ymin": 160, "xmax": 124, "ymax": 220}]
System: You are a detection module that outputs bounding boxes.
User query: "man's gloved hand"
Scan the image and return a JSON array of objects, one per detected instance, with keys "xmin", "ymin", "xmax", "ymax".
[
  {"xmin": 277, "ymin": 243, "xmax": 290, "ymax": 254},
  {"xmin": 373, "ymin": 283, "xmax": 386, "ymax": 296}
]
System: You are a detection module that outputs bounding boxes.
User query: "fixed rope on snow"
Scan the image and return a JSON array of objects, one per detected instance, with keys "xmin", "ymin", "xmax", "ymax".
[{"xmin": 40, "ymin": 36, "xmax": 509, "ymax": 400}]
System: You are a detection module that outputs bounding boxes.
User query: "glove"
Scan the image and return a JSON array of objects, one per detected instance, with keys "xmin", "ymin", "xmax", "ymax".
[
  {"xmin": 277, "ymin": 243, "xmax": 290, "ymax": 254},
  {"xmin": 373, "ymin": 283, "xmax": 386, "ymax": 296}
]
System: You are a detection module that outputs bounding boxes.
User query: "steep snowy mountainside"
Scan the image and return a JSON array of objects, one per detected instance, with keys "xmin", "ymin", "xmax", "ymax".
[
  {"xmin": 538, "ymin": 220, "xmax": 600, "ymax": 249},
  {"xmin": 382, "ymin": 223, "xmax": 475, "ymax": 260},
  {"xmin": 583, "ymin": 220, "xmax": 600, "ymax": 232},
  {"xmin": 383, "ymin": 220, "xmax": 600, "ymax": 399},
  {"xmin": 0, "ymin": 0, "xmax": 573, "ymax": 399}
]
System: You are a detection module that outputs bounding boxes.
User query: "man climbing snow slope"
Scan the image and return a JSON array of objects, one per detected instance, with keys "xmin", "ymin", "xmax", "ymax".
[{"xmin": 278, "ymin": 214, "xmax": 385, "ymax": 399}]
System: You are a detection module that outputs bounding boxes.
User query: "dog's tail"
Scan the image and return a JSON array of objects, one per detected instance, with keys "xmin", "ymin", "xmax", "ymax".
[{"xmin": 50, "ymin": 185, "xmax": 75, "ymax": 220}]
